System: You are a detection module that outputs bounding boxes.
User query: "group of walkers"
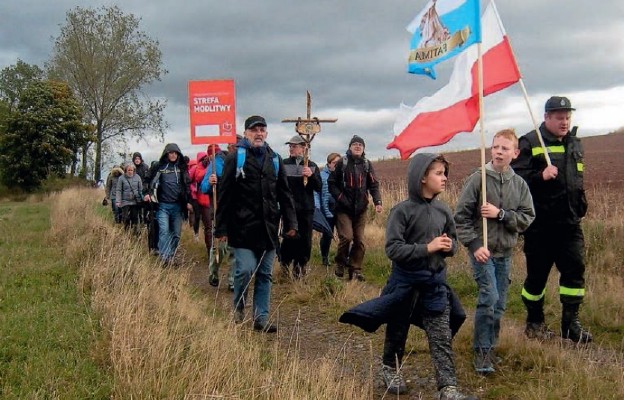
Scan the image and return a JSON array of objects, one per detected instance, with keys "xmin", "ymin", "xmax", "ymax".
[
  {"xmin": 339, "ymin": 96, "xmax": 592, "ymax": 399},
  {"xmin": 101, "ymin": 96, "xmax": 592, "ymax": 400}
]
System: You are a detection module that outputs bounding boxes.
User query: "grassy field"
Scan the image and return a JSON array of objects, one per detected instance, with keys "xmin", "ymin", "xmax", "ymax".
[
  {"xmin": 1, "ymin": 184, "xmax": 623, "ymax": 399},
  {"xmin": 0, "ymin": 198, "xmax": 112, "ymax": 399}
]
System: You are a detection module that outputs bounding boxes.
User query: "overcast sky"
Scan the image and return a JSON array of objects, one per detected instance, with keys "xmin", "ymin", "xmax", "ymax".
[{"xmin": 2, "ymin": 0, "xmax": 623, "ymax": 168}]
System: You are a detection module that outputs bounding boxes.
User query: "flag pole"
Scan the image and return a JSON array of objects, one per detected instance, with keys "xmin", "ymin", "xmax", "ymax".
[
  {"xmin": 477, "ymin": 41, "xmax": 488, "ymax": 250},
  {"xmin": 210, "ymin": 145, "xmax": 219, "ymax": 263},
  {"xmin": 490, "ymin": 0, "xmax": 551, "ymax": 166},
  {"xmin": 518, "ymin": 79, "xmax": 552, "ymax": 166}
]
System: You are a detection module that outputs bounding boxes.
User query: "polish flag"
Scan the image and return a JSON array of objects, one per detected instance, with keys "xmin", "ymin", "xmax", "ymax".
[{"xmin": 387, "ymin": 3, "xmax": 521, "ymax": 160}]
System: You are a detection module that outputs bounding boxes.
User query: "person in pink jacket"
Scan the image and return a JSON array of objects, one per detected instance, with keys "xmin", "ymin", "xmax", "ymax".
[{"xmin": 190, "ymin": 150, "xmax": 215, "ymax": 263}]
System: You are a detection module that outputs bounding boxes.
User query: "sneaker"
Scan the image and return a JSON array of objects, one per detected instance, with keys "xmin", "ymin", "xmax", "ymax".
[
  {"xmin": 228, "ymin": 283, "xmax": 235, "ymax": 292},
  {"xmin": 253, "ymin": 320, "xmax": 278, "ymax": 333},
  {"xmin": 234, "ymin": 309, "xmax": 244, "ymax": 324},
  {"xmin": 322, "ymin": 257, "xmax": 330, "ymax": 267},
  {"xmin": 208, "ymin": 273, "xmax": 219, "ymax": 287},
  {"xmin": 439, "ymin": 385, "xmax": 478, "ymax": 400},
  {"xmin": 525, "ymin": 322, "xmax": 556, "ymax": 340},
  {"xmin": 489, "ymin": 351, "xmax": 503, "ymax": 365},
  {"xmin": 381, "ymin": 364, "xmax": 408, "ymax": 395},
  {"xmin": 473, "ymin": 349, "xmax": 495, "ymax": 375}
]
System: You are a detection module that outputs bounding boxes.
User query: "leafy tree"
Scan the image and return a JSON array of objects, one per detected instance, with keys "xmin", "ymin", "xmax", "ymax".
[
  {"xmin": 0, "ymin": 80, "xmax": 90, "ymax": 191},
  {"xmin": 47, "ymin": 5, "xmax": 168, "ymax": 182},
  {"xmin": 0, "ymin": 59, "xmax": 45, "ymax": 112}
]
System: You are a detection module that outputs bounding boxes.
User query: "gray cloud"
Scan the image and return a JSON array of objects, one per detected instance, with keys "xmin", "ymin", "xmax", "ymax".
[{"xmin": 2, "ymin": 0, "xmax": 623, "ymax": 168}]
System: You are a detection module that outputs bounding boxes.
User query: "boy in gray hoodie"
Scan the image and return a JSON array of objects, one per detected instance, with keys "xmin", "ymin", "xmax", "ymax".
[
  {"xmin": 454, "ymin": 129, "xmax": 535, "ymax": 374},
  {"xmin": 340, "ymin": 154, "xmax": 475, "ymax": 400}
]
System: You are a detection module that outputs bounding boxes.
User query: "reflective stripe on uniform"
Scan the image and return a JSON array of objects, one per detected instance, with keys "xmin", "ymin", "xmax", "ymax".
[
  {"xmin": 531, "ymin": 145, "xmax": 565, "ymax": 156},
  {"xmin": 522, "ymin": 287, "xmax": 546, "ymax": 301},
  {"xmin": 577, "ymin": 163, "xmax": 584, "ymax": 172},
  {"xmin": 560, "ymin": 286, "xmax": 585, "ymax": 297}
]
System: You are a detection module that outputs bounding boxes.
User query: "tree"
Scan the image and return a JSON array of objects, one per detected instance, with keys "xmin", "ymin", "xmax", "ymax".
[
  {"xmin": 0, "ymin": 59, "xmax": 45, "ymax": 112},
  {"xmin": 0, "ymin": 80, "xmax": 91, "ymax": 191},
  {"xmin": 47, "ymin": 5, "xmax": 168, "ymax": 182}
]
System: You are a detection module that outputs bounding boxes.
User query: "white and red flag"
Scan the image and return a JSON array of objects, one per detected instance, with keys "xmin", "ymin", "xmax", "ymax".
[{"xmin": 388, "ymin": 3, "xmax": 521, "ymax": 159}]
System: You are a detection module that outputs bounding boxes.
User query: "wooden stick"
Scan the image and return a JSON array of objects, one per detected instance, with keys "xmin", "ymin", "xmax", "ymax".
[{"xmin": 477, "ymin": 42, "xmax": 488, "ymax": 251}]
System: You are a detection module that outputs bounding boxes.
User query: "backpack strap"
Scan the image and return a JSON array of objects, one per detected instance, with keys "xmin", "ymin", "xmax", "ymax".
[
  {"xmin": 236, "ymin": 147, "xmax": 279, "ymax": 179},
  {"xmin": 272, "ymin": 153, "xmax": 279, "ymax": 178},
  {"xmin": 236, "ymin": 147, "xmax": 246, "ymax": 179},
  {"xmin": 342, "ymin": 155, "xmax": 369, "ymax": 183}
]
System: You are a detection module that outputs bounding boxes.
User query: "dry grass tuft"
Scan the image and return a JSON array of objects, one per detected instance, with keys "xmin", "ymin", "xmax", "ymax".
[{"xmin": 50, "ymin": 188, "xmax": 370, "ymax": 399}]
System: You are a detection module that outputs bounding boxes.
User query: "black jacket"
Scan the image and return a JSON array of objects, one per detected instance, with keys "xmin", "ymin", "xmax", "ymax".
[
  {"xmin": 215, "ymin": 141, "xmax": 298, "ymax": 251},
  {"xmin": 132, "ymin": 152, "xmax": 150, "ymax": 192},
  {"xmin": 511, "ymin": 123, "xmax": 587, "ymax": 228},
  {"xmin": 146, "ymin": 143, "xmax": 191, "ymax": 207},
  {"xmin": 339, "ymin": 266, "xmax": 466, "ymax": 336},
  {"xmin": 328, "ymin": 152, "xmax": 382, "ymax": 216},
  {"xmin": 282, "ymin": 156, "xmax": 322, "ymax": 212}
]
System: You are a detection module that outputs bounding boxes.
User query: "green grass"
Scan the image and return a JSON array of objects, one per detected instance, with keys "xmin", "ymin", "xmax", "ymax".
[{"xmin": 0, "ymin": 202, "xmax": 112, "ymax": 399}]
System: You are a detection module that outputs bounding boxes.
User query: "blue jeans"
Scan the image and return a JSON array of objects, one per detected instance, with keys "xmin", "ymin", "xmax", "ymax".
[
  {"xmin": 232, "ymin": 248, "xmax": 275, "ymax": 324},
  {"xmin": 157, "ymin": 202, "xmax": 183, "ymax": 262},
  {"xmin": 472, "ymin": 255, "xmax": 511, "ymax": 351}
]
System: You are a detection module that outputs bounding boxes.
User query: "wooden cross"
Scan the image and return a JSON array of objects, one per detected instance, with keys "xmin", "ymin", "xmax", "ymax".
[{"xmin": 282, "ymin": 91, "xmax": 337, "ymax": 185}]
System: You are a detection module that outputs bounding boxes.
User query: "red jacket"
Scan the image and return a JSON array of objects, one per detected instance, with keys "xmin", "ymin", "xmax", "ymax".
[{"xmin": 191, "ymin": 152, "xmax": 210, "ymax": 207}]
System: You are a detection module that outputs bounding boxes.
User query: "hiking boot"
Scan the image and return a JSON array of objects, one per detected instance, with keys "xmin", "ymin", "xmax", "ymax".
[
  {"xmin": 439, "ymin": 385, "xmax": 478, "ymax": 400},
  {"xmin": 335, "ymin": 264, "xmax": 345, "ymax": 278},
  {"xmin": 381, "ymin": 364, "xmax": 408, "ymax": 395},
  {"xmin": 322, "ymin": 257, "xmax": 330, "ymax": 267},
  {"xmin": 525, "ymin": 322, "xmax": 556, "ymax": 340},
  {"xmin": 253, "ymin": 320, "xmax": 278, "ymax": 333},
  {"xmin": 233, "ymin": 309, "xmax": 244, "ymax": 324},
  {"xmin": 561, "ymin": 320, "xmax": 593, "ymax": 343},
  {"xmin": 279, "ymin": 264, "xmax": 292, "ymax": 282},
  {"xmin": 349, "ymin": 270, "xmax": 365, "ymax": 282},
  {"xmin": 208, "ymin": 273, "xmax": 219, "ymax": 287},
  {"xmin": 561, "ymin": 304, "xmax": 593, "ymax": 343},
  {"xmin": 473, "ymin": 349, "xmax": 495, "ymax": 375},
  {"xmin": 293, "ymin": 264, "xmax": 306, "ymax": 279}
]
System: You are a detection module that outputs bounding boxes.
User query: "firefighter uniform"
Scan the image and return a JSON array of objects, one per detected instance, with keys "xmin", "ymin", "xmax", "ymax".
[{"xmin": 511, "ymin": 96, "xmax": 592, "ymax": 343}]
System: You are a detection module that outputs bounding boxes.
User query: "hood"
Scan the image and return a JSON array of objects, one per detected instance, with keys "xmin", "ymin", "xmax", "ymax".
[
  {"xmin": 159, "ymin": 143, "xmax": 184, "ymax": 163},
  {"xmin": 132, "ymin": 152, "xmax": 143, "ymax": 163},
  {"xmin": 111, "ymin": 167, "xmax": 124, "ymax": 177},
  {"xmin": 407, "ymin": 153, "xmax": 447, "ymax": 201},
  {"xmin": 196, "ymin": 151, "xmax": 207, "ymax": 162}
]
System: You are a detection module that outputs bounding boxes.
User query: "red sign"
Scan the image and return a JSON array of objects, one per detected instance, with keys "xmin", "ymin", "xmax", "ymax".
[{"xmin": 188, "ymin": 80, "xmax": 237, "ymax": 145}]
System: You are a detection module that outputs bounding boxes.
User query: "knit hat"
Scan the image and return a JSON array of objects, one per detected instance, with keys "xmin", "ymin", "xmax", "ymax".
[{"xmin": 349, "ymin": 135, "xmax": 365, "ymax": 148}]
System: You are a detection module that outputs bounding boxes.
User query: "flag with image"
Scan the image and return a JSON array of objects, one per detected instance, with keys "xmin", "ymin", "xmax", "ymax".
[
  {"xmin": 389, "ymin": 2, "xmax": 521, "ymax": 159},
  {"xmin": 407, "ymin": 0, "xmax": 481, "ymax": 79}
]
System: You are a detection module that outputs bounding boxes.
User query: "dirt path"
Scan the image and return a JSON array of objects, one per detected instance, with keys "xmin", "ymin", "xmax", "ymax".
[{"xmin": 188, "ymin": 257, "xmax": 444, "ymax": 400}]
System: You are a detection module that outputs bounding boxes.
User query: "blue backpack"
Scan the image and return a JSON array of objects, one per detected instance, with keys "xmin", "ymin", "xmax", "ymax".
[{"xmin": 236, "ymin": 146, "xmax": 279, "ymax": 179}]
